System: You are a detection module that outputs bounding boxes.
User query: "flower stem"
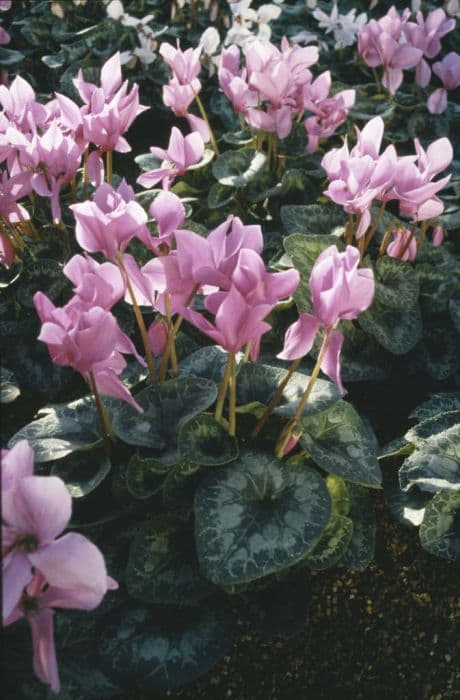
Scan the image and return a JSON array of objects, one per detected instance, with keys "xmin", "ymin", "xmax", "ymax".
[
  {"xmin": 228, "ymin": 353, "xmax": 237, "ymax": 436},
  {"xmin": 82, "ymin": 148, "xmax": 89, "ymax": 199},
  {"xmin": 345, "ymin": 214, "xmax": 354, "ymax": 246},
  {"xmin": 215, "ymin": 352, "xmax": 233, "ymax": 424},
  {"xmin": 416, "ymin": 220, "xmax": 429, "ymax": 252},
  {"xmin": 106, "ymin": 151, "xmax": 113, "ymax": 186},
  {"xmin": 159, "ymin": 293, "xmax": 177, "ymax": 381},
  {"xmin": 275, "ymin": 328, "xmax": 332, "ymax": 459},
  {"xmin": 398, "ymin": 221, "xmax": 418, "ymax": 259},
  {"xmin": 194, "ymin": 92, "xmax": 220, "ymax": 155},
  {"xmin": 364, "ymin": 200, "xmax": 386, "ymax": 254},
  {"xmin": 115, "ymin": 250, "xmax": 156, "ymax": 384},
  {"xmin": 378, "ymin": 223, "xmax": 393, "ymax": 257},
  {"xmin": 88, "ymin": 370, "xmax": 114, "ymax": 452},
  {"xmin": 251, "ymin": 358, "xmax": 302, "ymax": 439}
]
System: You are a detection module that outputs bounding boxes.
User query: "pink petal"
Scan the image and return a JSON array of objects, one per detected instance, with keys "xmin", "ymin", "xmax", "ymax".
[
  {"xmin": 29, "ymin": 608, "xmax": 60, "ymax": 693},
  {"xmin": 29, "ymin": 533, "xmax": 109, "ymax": 608},
  {"xmin": 3, "ymin": 475, "xmax": 71, "ymax": 542},
  {"xmin": 277, "ymin": 313, "xmax": 321, "ymax": 361},
  {"xmin": 320, "ymin": 329, "xmax": 344, "ymax": 393},
  {"xmin": 2, "ymin": 551, "xmax": 32, "ymax": 622}
]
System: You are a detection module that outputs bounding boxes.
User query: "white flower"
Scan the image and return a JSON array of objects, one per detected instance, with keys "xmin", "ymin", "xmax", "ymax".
[
  {"xmin": 200, "ymin": 26, "xmax": 220, "ymax": 55},
  {"xmin": 133, "ymin": 46, "xmax": 156, "ymax": 65},
  {"xmin": 445, "ymin": 0, "xmax": 460, "ymax": 17},
  {"xmin": 313, "ymin": 5, "xmax": 340, "ymax": 34},
  {"xmin": 257, "ymin": 4, "xmax": 282, "ymax": 24},
  {"xmin": 106, "ymin": 0, "xmax": 124, "ymax": 20},
  {"xmin": 313, "ymin": 4, "xmax": 367, "ymax": 50}
]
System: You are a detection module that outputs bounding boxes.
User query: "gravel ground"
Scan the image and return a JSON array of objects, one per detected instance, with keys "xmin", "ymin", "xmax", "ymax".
[{"xmin": 129, "ymin": 498, "xmax": 459, "ymax": 700}]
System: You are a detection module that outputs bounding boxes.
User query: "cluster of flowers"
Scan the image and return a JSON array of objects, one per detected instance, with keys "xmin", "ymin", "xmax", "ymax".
[
  {"xmin": 34, "ymin": 174, "xmax": 301, "ymax": 409},
  {"xmin": 218, "ymin": 37, "xmax": 355, "ymax": 149},
  {"xmin": 321, "ymin": 115, "xmax": 453, "ymax": 240},
  {"xmin": 312, "ymin": 3, "xmax": 368, "ymax": 50},
  {"xmin": 358, "ymin": 5, "xmax": 459, "ymax": 111},
  {"xmin": 0, "ymin": 53, "xmax": 146, "ymax": 266},
  {"xmin": 105, "ymin": 0, "xmax": 168, "ymax": 67},
  {"xmin": 2, "ymin": 440, "xmax": 116, "ymax": 693}
]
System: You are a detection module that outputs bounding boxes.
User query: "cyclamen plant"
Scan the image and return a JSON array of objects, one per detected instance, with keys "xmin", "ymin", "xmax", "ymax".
[{"xmin": 1, "ymin": 3, "xmax": 459, "ymax": 695}]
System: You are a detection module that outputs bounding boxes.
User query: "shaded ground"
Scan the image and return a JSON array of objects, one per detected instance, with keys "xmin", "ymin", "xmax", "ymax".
[{"xmin": 130, "ymin": 499, "xmax": 459, "ymax": 700}]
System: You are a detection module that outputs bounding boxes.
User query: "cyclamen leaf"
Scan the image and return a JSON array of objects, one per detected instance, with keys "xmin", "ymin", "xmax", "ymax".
[
  {"xmin": 305, "ymin": 514, "xmax": 353, "ymax": 570},
  {"xmin": 51, "ymin": 448, "xmax": 111, "ymax": 498},
  {"xmin": 374, "ymin": 257, "xmax": 419, "ymax": 311},
  {"xmin": 8, "ymin": 396, "xmax": 101, "ymax": 462},
  {"xmin": 419, "ymin": 491, "xmax": 460, "ymax": 561},
  {"xmin": 0, "ymin": 368, "xmax": 20, "ymax": 404},
  {"xmin": 340, "ymin": 485, "xmax": 376, "ymax": 571},
  {"xmin": 195, "ymin": 450, "xmax": 331, "ymax": 585},
  {"xmin": 387, "ymin": 487, "xmax": 431, "ymax": 528},
  {"xmin": 236, "ymin": 362, "xmax": 342, "ymax": 419},
  {"xmin": 299, "ymin": 400, "xmax": 382, "ymax": 487},
  {"xmin": 409, "ymin": 393, "xmax": 460, "ymax": 421},
  {"xmin": 399, "ymin": 447, "xmax": 460, "ymax": 494},
  {"xmin": 178, "ymin": 414, "xmax": 238, "ymax": 466},
  {"xmin": 98, "ymin": 605, "xmax": 235, "ymax": 690},
  {"xmin": 212, "ymin": 149, "xmax": 266, "ymax": 187},
  {"xmin": 358, "ymin": 301, "xmax": 422, "ymax": 355},
  {"xmin": 126, "ymin": 517, "xmax": 213, "ymax": 605},
  {"xmin": 405, "ymin": 410, "xmax": 460, "ymax": 446},
  {"xmin": 112, "ymin": 377, "xmax": 218, "ymax": 463},
  {"xmin": 280, "ymin": 204, "xmax": 345, "ymax": 237}
]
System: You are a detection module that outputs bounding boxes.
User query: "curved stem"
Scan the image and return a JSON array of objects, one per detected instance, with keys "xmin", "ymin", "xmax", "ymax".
[
  {"xmin": 88, "ymin": 370, "xmax": 114, "ymax": 452},
  {"xmin": 193, "ymin": 92, "xmax": 220, "ymax": 155},
  {"xmin": 115, "ymin": 251, "xmax": 156, "ymax": 384},
  {"xmin": 106, "ymin": 150, "xmax": 113, "ymax": 186},
  {"xmin": 215, "ymin": 352, "xmax": 233, "ymax": 425},
  {"xmin": 275, "ymin": 328, "xmax": 332, "ymax": 458},
  {"xmin": 251, "ymin": 358, "xmax": 301, "ymax": 439},
  {"xmin": 228, "ymin": 353, "xmax": 237, "ymax": 437},
  {"xmin": 364, "ymin": 200, "xmax": 386, "ymax": 254}
]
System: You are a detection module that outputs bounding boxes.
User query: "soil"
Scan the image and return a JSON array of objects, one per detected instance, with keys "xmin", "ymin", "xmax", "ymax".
[{"xmin": 128, "ymin": 498, "xmax": 459, "ymax": 700}]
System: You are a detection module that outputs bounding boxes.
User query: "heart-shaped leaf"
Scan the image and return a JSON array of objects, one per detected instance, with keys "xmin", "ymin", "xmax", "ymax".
[
  {"xmin": 419, "ymin": 491, "xmax": 460, "ymax": 561},
  {"xmin": 179, "ymin": 346, "xmax": 230, "ymax": 383},
  {"xmin": 51, "ymin": 448, "xmax": 111, "ymax": 498},
  {"xmin": 208, "ymin": 182, "xmax": 237, "ymax": 209},
  {"xmin": 304, "ymin": 514, "xmax": 353, "ymax": 570},
  {"xmin": 236, "ymin": 362, "xmax": 341, "ymax": 419},
  {"xmin": 212, "ymin": 149, "xmax": 266, "ymax": 187},
  {"xmin": 374, "ymin": 257, "xmax": 419, "ymax": 311},
  {"xmin": 280, "ymin": 204, "xmax": 345, "ymax": 237},
  {"xmin": 125, "ymin": 454, "xmax": 165, "ymax": 499},
  {"xmin": 0, "ymin": 368, "xmax": 20, "ymax": 403},
  {"xmin": 126, "ymin": 516, "xmax": 213, "ymax": 605},
  {"xmin": 340, "ymin": 322, "xmax": 392, "ymax": 382},
  {"xmin": 98, "ymin": 605, "xmax": 235, "ymax": 690},
  {"xmin": 340, "ymin": 485, "xmax": 376, "ymax": 571},
  {"xmin": 16, "ymin": 259, "xmax": 68, "ymax": 308},
  {"xmin": 112, "ymin": 377, "xmax": 218, "ymax": 463},
  {"xmin": 358, "ymin": 301, "xmax": 422, "ymax": 355},
  {"xmin": 409, "ymin": 393, "xmax": 460, "ymax": 421},
  {"xmin": 8, "ymin": 396, "xmax": 101, "ymax": 462},
  {"xmin": 299, "ymin": 400, "xmax": 382, "ymax": 487},
  {"xmin": 195, "ymin": 450, "xmax": 331, "ymax": 585},
  {"xmin": 178, "ymin": 414, "xmax": 238, "ymax": 466}
]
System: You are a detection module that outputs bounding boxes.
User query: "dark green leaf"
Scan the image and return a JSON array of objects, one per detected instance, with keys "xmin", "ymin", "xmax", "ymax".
[
  {"xmin": 340, "ymin": 485, "xmax": 376, "ymax": 571},
  {"xmin": 126, "ymin": 516, "xmax": 213, "ymax": 605},
  {"xmin": 125, "ymin": 453, "xmax": 165, "ymax": 499},
  {"xmin": 300, "ymin": 400, "xmax": 382, "ymax": 487},
  {"xmin": 409, "ymin": 393, "xmax": 460, "ymax": 421},
  {"xmin": 419, "ymin": 491, "xmax": 460, "ymax": 561},
  {"xmin": 0, "ymin": 368, "xmax": 20, "ymax": 403},
  {"xmin": 51, "ymin": 448, "xmax": 111, "ymax": 498},
  {"xmin": 374, "ymin": 257, "xmax": 419, "ymax": 311},
  {"xmin": 387, "ymin": 486, "xmax": 430, "ymax": 527},
  {"xmin": 358, "ymin": 302, "xmax": 422, "ymax": 355},
  {"xmin": 178, "ymin": 414, "xmax": 238, "ymax": 466},
  {"xmin": 207, "ymin": 182, "xmax": 237, "ymax": 209},
  {"xmin": 195, "ymin": 450, "xmax": 331, "ymax": 585},
  {"xmin": 98, "ymin": 605, "xmax": 235, "ymax": 690},
  {"xmin": 212, "ymin": 149, "xmax": 266, "ymax": 187},
  {"xmin": 112, "ymin": 377, "xmax": 218, "ymax": 462},
  {"xmin": 0, "ymin": 47, "xmax": 25, "ymax": 65},
  {"xmin": 280, "ymin": 204, "xmax": 345, "ymax": 237}
]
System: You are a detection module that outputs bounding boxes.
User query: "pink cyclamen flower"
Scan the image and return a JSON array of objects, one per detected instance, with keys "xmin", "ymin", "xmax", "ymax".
[
  {"xmin": 387, "ymin": 137, "xmax": 453, "ymax": 221},
  {"xmin": 147, "ymin": 318, "xmax": 168, "ymax": 357},
  {"xmin": 30, "ymin": 120, "xmax": 83, "ymax": 223},
  {"xmin": 181, "ymin": 284, "xmax": 273, "ymax": 360},
  {"xmin": 4, "ymin": 571, "xmax": 117, "ymax": 693},
  {"xmin": 34, "ymin": 292, "xmax": 143, "ymax": 411},
  {"xmin": 70, "ymin": 179, "xmax": 152, "ymax": 259},
  {"xmin": 137, "ymin": 127, "xmax": 205, "ymax": 190},
  {"xmin": 74, "ymin": 53, "xmax": 148, "ymax": 153},
  {"xmin": 63, "ymin": 254, "xmax": 125, "ymax": 310},
  {"xmin": 2, "ymin": 464, "xmax": 115, "ymax": 622},
  {"xmin": 303, "ymin": 71, "xmax": 355, "ymax": 153},
  {"xmin": 278, "ymin": 245, "xmax": 375, "ymax": 392},
  {"xmin": 427, "ymin": 52, "xmax": 460, "ymax": 114},
  {"xmin": 159, "ymin": 41, "xmax": 202, "ymax": 85},
  {"xmin": 0, "ymin": 75, "xmax": 48, "ymax": 133},
  {"xmin": 149, "ymin": 190, "xmax": 186, "ymax": 253},
  {"xmin": 386, "ymin": 228, "xmax": 417, "ymax": 261},
  {"xmin": 358, "ymin": 7, "xmax": 422, "ymax": 94}
]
